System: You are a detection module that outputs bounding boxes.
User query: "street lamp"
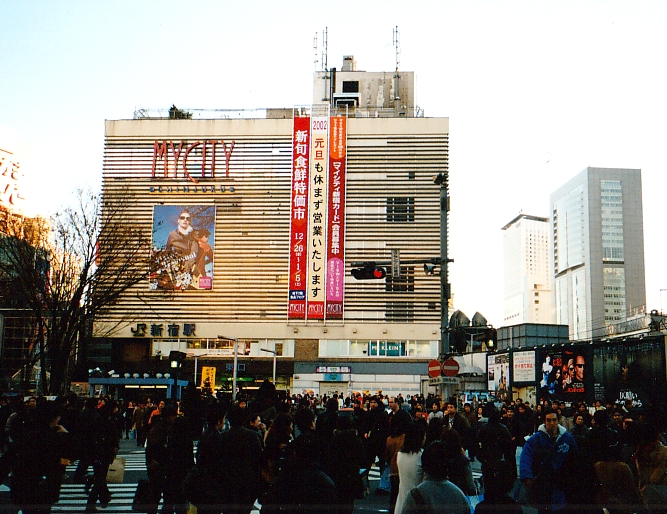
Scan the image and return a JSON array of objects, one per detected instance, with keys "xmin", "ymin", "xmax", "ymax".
[
  {"xmin": 218, "ymin": 336, "xmax": 239, "ymax": 401},
  {"xmin": 168, "ymin": 351, "xmax": 186, "ymax": 400},
  {"xmin": 261, "ymin": 346, "xmax": 277, "ymax": 383}
]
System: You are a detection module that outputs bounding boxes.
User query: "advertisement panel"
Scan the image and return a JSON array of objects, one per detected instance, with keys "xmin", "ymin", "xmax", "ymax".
[
  {"xmin": 538, "ymin": 346, "xmax": 589, "ymax": 404},
  {"xmin": 150, "ymin": 204, "xmax": 216, "ymax": 290},
  {"xmin": 512, "ymin": 349, "xmax": 536, "ymax": 383},
  {"xmin": 287, "ymin": 117, "xmax": 310, "ymax": 319},
  {"xmin": 495, "ymin": 354, "xmax": 510, "ymax": 401},
  {"xmin": 487, "ymin": 355, "xmax": 495, "ymax": 390},
  {"xmin": 200, "ymin": 366, "xmax": 216, "ymax": 388},
  {"xmin": 306, "ymin": 116, "xmax": 328, "ymax": 320},
  {"xmin": 593, "ymin": 337, "xmax": 666, "ymax": 410},
  {"xmin": 325, "ymin": 116, "xmax": 347, "ymax": 320}
]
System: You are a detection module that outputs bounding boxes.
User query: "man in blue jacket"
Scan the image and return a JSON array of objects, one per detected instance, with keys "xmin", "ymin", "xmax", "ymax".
[{"xmin": 519, "ymin": 408, "xmax": 578, "ymax": 512}]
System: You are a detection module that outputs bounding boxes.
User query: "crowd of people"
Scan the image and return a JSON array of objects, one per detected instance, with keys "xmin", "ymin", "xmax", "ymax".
[{"xmin": 0, "ymin": 386, "xmax": 666, "ymax": 514}]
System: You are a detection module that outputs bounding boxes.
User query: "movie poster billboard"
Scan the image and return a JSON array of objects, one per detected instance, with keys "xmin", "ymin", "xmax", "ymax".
[
  {"xmin": 150, "ymin": 204, "xmax": 216, "ymax": 290},
  {"xmin": 488, "ymin": 353, "xmax": 511, "ymax": 401},
  {"xmin": 538, "ymin": 346, "xmax": 589, "ymax": 404},
  {"xmin": 593, "ymin": 337, "xmax": 666, "ymax": 410}
]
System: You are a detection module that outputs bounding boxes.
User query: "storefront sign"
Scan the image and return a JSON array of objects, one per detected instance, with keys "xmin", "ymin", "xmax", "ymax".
[
  {"xmin": 316, "ymin": 366, "xmax": 351, "ymax": 373},
  {"xmin": 152, "ymin": 140, "xmax": 235, "ymax": 180},
  {"xmin": 131, "ymin": 322, "xmax": 197, "ymax": 337}
]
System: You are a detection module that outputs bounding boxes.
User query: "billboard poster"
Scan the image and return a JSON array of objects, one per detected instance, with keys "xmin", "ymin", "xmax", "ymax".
[
  {"xmin": 593, "ymin": 338, "xmax": 666, "ymax": 410},
  {"xmin": 494, "ymin": 354, "xmax": 511, "ymax": 401},
  {"xmin": 325, "ymin": 116, "xmax": 347, "ymax": 320},
  {"xmin": 306, "ymin": 116, "xmax": 328, "ymax": 320},
  {"xmin": 150, "ymin": 204, "xmax": 216, "ymax": 290},
  {"xmin": 288, "ymin": 116, "xmax": 310, "ymax": 319},
  {"xmin": 538, "ymin": 347, "xmax": 589, "ymax": 404},
  {"xmin": 487, "ymin": 355, "xmax": 495, "ymax": 390},
  {"xmin": 512, "ymin": 350, "xmax": 536, "ymax": 383}
]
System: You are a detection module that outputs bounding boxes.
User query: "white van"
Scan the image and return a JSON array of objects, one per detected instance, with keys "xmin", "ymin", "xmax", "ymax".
[{"xmin": 457, "ymin": 391, "xmax": 502, "ymax": 410}]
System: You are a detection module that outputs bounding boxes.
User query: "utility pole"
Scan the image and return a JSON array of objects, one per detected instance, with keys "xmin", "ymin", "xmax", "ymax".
[{"xmin": 434, "ymin": 171, "xmax": 451, "ymax": 360}]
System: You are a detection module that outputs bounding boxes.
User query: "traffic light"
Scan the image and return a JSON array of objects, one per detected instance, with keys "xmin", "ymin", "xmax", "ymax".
[
  {"xmin": 351, "ymin": 263, "xmax": 387, "ymax": 280},
  {"xmin": 484, "ymin": 328, "xmax": 497, "ymax": 349},
  {"xmin": 449, "ymin": 329, "xmax": 468, "ymax": 354}
]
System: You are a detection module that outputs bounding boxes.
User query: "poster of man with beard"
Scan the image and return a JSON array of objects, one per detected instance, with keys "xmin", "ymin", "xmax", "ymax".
[{"xmin": 538, "ymin": 347, "xmax": 589, "ymax": 404}]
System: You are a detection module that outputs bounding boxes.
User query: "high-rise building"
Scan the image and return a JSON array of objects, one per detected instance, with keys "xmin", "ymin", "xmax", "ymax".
[
  {"xmin": 502, "ymin": 214, "xmax": 553, "ymax": 325},
  {"xmin": 550, "ymin": 167, "xmax": 646, "ymax": 340}
]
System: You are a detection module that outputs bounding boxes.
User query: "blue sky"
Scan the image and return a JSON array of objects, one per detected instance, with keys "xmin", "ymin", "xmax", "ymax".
[{"xmin": 2, "ymin": 0, "xmax": 667, "ymax": 326}]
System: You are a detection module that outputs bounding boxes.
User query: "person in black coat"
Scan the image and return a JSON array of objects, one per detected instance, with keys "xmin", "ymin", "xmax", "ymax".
[
  {"xmin": 193, "ymin": 403, "xmax": 227, "ymax": 514},
  {"xmin": 219, "ymin": 403, "xmax": 264, "ymax": 514},
  {"xmin": 260, "ymin": 432, "xmax": 337, "ymax": 514},
  {"xmin": 322, "ymin": 416, "xmax": 364, "ymax": 514},
  {"xmin": 86, "ymin": 399, "xmax": 120, "ymax": 513},
  {"xmin": 11, "ymin": 401, "xmax": 73, "ymax": 514},
  {"xmin": 145, "ymin": 403, "xmax": 194, "ymax": 514},
  {"xmin": 362, "ymin": 397, "xmax": 390, "ymax": 474}
]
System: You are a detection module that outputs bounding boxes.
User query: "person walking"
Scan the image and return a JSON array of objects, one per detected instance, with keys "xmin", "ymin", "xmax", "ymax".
[
  {"xmin": 145, "ymin": 403, "xmax": 194, "ymax": 514},
  {"xmin": 219, "ymin": 404, "xmax": 264, "ymax": 514},
  {"xmin": 395, "ymin": 422, "xmax": 426, "ymax": 514},
  {"xmin": 519, "ymin": 408, "xmax": 578, "ymax": 513},
  {"xmin": 397, "ymin": 440, "xmax": 470, "ymax": 514},
  {"xmin": 86, "ymin": 400, "xmax": 120, "ymax": 513}
]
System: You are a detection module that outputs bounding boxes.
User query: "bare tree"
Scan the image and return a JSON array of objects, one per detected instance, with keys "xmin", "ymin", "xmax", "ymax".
[{"xmin": 0, "ymin": 189, "xmax": 150, "ymax": 394}]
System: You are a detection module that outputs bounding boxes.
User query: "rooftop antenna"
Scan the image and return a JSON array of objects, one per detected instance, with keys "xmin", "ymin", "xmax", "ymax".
[
  {"xmin": 393, "ymin": 25, "xmax": 401, "ymax": 73},
  {"xmin": 392, "ymin": 26, "xmax": 401, "ymax": 114},
  {"xmin": 313, "ymin": 32, "xmax": 319, "ymax": 71},
  {"xmin": 322, "ymin": 27, "xmax": 328, "ymax": 73}
]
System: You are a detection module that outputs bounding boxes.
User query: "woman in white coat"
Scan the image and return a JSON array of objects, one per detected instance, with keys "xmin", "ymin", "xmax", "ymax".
[{"xmin": 394, "ymin": 420, "xmax": 426, "ymax": 514}]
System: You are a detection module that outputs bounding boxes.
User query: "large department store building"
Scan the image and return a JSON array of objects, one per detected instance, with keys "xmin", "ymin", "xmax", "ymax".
[{"xmin": 95, "ymin": 58, "xmax": 449, "ymax": 397}]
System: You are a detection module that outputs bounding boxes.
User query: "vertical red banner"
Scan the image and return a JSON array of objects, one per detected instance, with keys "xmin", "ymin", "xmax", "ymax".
[
  {"xmin": 306, "ymin": 117, "xmax": 328, "ymax": 320},
  {"xmin": 326, "ymin": 116, "xmax": 347, "ymax": 319},
  {"xmin": 288, "ymin": 117, "xmax": 310, "ymax": 319}
]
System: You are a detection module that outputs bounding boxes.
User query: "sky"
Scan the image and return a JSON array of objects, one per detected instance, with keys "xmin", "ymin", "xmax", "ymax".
[{"xmin": 2, "ymin": 0, "xmax": 667, "ymax": 328}]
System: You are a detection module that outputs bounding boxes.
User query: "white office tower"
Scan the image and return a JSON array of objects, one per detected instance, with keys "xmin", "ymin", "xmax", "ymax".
[
  {"xmin": 550, "ymin": 167, "xmax": 646, "ymax": 340},
  {"xmin": 502, "ymin": 214, "xmax": 553, "ymax": 325}
]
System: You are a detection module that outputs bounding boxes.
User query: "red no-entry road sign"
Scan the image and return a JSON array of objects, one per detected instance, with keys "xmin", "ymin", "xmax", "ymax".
[
  {"xmin": 427, "ymin": 359, "xmax": 441, "ymax": 378},
  {"xmin": 441, "ymin": 358, "xmax": 460, "ymax": 377}
]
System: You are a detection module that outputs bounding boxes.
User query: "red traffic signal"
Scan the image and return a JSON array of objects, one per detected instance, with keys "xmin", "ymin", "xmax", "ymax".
[{"xmin": 351, "ymin": 263, "xmax": 387, "ymax": 280}]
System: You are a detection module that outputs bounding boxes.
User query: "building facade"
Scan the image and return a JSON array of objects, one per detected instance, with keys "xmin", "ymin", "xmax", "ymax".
[
  {"xmin": 95, "ymin": 98, "xmax": 449, "ymax": 397},
  {"xmin": 502, "ymin": 214, "xmax": 553, "ymax": 325},
  {"xmin": 550, "ymin": 167, "xmax": 646, "ymax": 340}
]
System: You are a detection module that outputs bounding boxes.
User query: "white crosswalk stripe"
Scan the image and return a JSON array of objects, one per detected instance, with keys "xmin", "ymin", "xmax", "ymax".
[
  {"xmin": 53, "ymin": 483, "xmax": 147, "ymax": 512},
  {"xmin": 65, "ymin": 452, "xmax": 148, "ymax": 474}
]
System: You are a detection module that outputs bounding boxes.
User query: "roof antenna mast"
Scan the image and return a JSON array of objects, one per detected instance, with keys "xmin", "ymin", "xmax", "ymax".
[
  {"xmin": 393, "ymin": 25, "xmax": 400, "ymax": 73},
  {"xmin": 313, "ymin": 32, "xmax": 319, "ymax": 71}
]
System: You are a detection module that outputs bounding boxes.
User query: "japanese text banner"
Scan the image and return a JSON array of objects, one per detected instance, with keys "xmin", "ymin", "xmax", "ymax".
[
  {"xmin": 326, "ymin": 116, "xmax": 347, "ymax": 320},
  {"xmin": 288, "ymin": 117, "xmax": 310, "ymax": 319},
  {"xmin": 306, "ymin": 117, "xmax": 328, "ymax": 320}
]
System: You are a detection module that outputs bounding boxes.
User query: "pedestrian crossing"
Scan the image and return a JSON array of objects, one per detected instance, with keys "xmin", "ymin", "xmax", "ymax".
[{"xmin": 49, "ymin": 455, "xmax": 476, "ymax": 513}]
